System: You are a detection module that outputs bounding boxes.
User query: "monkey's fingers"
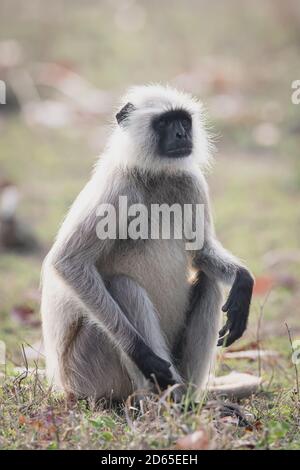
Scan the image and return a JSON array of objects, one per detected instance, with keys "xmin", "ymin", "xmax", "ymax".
[
  {"xmin": 150, "ymin": 361, "xmax": 176, "ymax": 390},
  {"xmin": 219, "ymin": 331, "xmax": 240, "ymax": 348},
  {"xmin": 151, "ymin": 372, "xmax": 177, "ymax": 391},
  {"xmin": 149, "ymin": 354, "xmax": 171, "ymax": 371},
  {"xmin": 217, "ymin": 335, "xmax": 229, "ymax": 347},
  {"xmin": 222, "ymin": 293, "xmax": 235, "ymax": 312},
  {"xmin": 218, "ymin": 320, "xmax": 230, "ymax": 339},
  {"xmin": 145, "ymin": 353, "xmax": 174, "ymax": 389},
  {"xmin": 218, "ymin": 316, "xmax": 248, "ymax": 347}
]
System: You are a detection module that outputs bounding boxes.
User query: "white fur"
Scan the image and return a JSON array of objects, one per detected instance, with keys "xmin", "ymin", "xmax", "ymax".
[
  {"xmin": 101, "ymin": 84, "xmax": 211, "ymax": 174},
  {"xmin": 41, "ymin": 85, "xmax": 218, "ymax": 397}
]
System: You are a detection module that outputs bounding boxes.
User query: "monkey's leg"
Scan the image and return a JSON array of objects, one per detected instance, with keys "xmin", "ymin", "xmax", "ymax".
[
  {"xmin": 107, "ymin": 274, "xmax": 183, "ymax": 391},
  {"xmin": 176, "ymin": 272, "xmax": 223, "ymax": 392},
  {"xmin": 63, "ymin": 317, "xmax": 134, "ymax": 401}
]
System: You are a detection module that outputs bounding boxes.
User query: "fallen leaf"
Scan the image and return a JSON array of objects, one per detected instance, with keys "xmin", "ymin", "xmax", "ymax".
[
  {"xmin": 10, "ymin": 305, "xmax": 40, "ymax": 327},
  {"xmin": 18, "ymin": 415, "xmax": 27, "ymax": 426},
  {"xmin": 253, "ymin": 420, "xmax": 263, "ymax": 431},
  {"xmin": 227, "ymin": 341, "xmax": 260, "ymax": 352},
  {"xmin": 253, "ymin": 273, "xmax": 298, "ymax": 296},
  {"xmin": 220, "ymin": 415, "xmax": 239, "ymax": 426},
  {"xmin": 223, "ymin": 350, "xmax": 279, "ymax": 361},
  {"xmin": 176, "ymin": 429, "xmax": 210, "ymax": 450},
  {"xmin": 11, "ymin": 305, "xmax": 35, "ymax": 324},
  {"xmin": 208, "ymin": 372, "xmax": 262, "ymax": 399},
  {"xmin": 253, "ymin": 275, "xmax": 275, "ymax": 295},
  {"xmin": 233, "ymin": 439, "xmax": 256, "ymax": 449},
  {"xmin": 26, "ymin": 409, "xmax": 64, "ymax": 441}
]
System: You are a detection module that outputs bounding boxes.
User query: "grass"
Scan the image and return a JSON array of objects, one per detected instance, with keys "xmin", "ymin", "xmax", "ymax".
[
  {"xmin": 1, "ymin": 330, "xmax": 300, "ymax": 450},
  {"xmin": 0, "ymin": 0, "xmax": 300, "ymax": 450}
]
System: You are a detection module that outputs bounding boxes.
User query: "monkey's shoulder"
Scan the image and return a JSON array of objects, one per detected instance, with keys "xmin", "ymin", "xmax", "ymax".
[{"xmin": 115, "ymin": 168, "xmax": 208, "ymax": 206}]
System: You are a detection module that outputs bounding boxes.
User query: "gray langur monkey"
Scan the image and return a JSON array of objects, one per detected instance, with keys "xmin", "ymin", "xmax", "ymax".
[{"xmin": 41, "ymin": 85, "xmax": 254, "ymax": 401}]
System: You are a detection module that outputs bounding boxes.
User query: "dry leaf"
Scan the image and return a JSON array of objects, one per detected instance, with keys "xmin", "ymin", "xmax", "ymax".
[
  {"xmin": 220, "ymin": 415, "xmax": 239, "ymax": 426},
  {"xmin": 10, "ymin": 305, "xmax": 40, "ymax": 327},
  {"xmin": 253, "ymin": 275, "xmax": 275, "ymax": 295},
  {"xmin": 223, "ymin": 349, "xmax": 279, "ymax": 361},
  {"xmin": 227, "ymin": 341, "xmax": 260, "ymax": 352},
  {"xmin": 176, "ymin": 429, "xmax": 210, "ymax": 450},
  {"xmin": 18, "ymin": 415, "xmax": 27, "ymax": 426},
  {"xmin": 208, "ymin": 372, "xmax": 262, "ymax": 399},
  {"xmin": 11, "ymin": 305, "xmax": 35, "ymax": 324}
]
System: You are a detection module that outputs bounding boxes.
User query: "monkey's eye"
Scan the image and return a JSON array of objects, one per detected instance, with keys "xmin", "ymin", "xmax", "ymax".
[
  {"xmin": 182, "ymin": 118, "xmax": 191, "ymax": 130},
  {"xmin": 157, "ymin": 117, "xmax": 168, "ymax": 129}
]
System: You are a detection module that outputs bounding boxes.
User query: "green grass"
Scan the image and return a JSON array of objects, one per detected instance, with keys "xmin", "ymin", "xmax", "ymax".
[
  {"xmin": 0, "ymin": 0, "xmax": 300, "ymax": 450},
  {"xmin": 1, "ymin": 334, "xmax": 300, "ymax": 450}
]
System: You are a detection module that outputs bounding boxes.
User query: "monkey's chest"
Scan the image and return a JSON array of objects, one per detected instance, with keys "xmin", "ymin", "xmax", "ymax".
[
  {"xmin": 100, "ymin": 172, "xmax": 202, "ymax": 343},
  {"xmin": 102, "ymin": 238, "xmax": 191, "ymax": 345},
  {"xmin": 139, "ymin": 239, "xmax": 191, "ymax": 343}
]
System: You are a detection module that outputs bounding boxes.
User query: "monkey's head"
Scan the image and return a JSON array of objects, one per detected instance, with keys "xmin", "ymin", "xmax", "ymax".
[{"xmin": 110, "ymin": 85, "xmax": 210, "ymax": 171}]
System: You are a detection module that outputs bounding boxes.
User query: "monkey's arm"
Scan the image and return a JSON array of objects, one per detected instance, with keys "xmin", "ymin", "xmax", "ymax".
[
  {"xmin": 192, "ymin": 184, "xmax": 254, "ymax": 347},
  {"xmin": 52, "ymin": 207, "xmax": 173, "ymax": 389},
  {"xmin": 195, "ymin": 237, "xmax": 254, "ymax": 347}
]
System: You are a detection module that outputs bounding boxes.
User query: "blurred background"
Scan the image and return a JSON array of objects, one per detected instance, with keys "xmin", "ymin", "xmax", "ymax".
[{"xmin": 0, "ymin": 0, "xmax": 299, "ymax": 364}]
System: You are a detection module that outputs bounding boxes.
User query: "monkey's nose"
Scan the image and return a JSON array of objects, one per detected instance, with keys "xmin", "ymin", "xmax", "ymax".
[{"xmin": 176, "ymin": 131, "xmax": 186, "ymax": 140}]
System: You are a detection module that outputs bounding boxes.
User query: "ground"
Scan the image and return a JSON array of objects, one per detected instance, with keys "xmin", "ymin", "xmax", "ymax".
[{"xmin": 0, "ymin": 0, "xmax": 300, "ymax": 450}]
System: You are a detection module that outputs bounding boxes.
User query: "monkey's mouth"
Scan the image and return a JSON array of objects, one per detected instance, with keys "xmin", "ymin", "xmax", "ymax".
[{"xmin": 164, "ymin": 145, "xmax": 193, "ymax": 159}]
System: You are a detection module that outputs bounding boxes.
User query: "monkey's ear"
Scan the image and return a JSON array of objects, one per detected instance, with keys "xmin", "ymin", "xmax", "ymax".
[{"xmin": 116, "ymin": 102, "xmax": 136, "ymax": 126}]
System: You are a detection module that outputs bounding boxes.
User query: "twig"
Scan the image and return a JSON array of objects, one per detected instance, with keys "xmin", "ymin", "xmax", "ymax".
[
  {"xmin": 285, "ymin": 322, "xmax": 300, "ymax": 412},
  {"xmin": 13, "ymin": 344, "xmax": 29, "ymax": 388},
  {"xmin": 256, "ymin": 290, "xmax": 272, "ymax": 379}
]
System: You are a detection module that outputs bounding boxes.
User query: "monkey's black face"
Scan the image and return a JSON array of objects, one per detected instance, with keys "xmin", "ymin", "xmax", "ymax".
[{"xmin": 152, "ymin": 110, "xmax": 193, "ymax": 159}]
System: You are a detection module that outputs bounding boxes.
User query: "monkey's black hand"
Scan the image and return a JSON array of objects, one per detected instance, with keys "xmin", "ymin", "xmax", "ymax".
[
  {"xmin": 218, "ymin": 267, "xmax": 254, "ymax": 347},
  {"xmin": 145, "ymin": 353, "xmax": 176, "ymax": 390},
  {"xmin": 132, "ymin": 340, "xmax": 175, "ymax": 390}
]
